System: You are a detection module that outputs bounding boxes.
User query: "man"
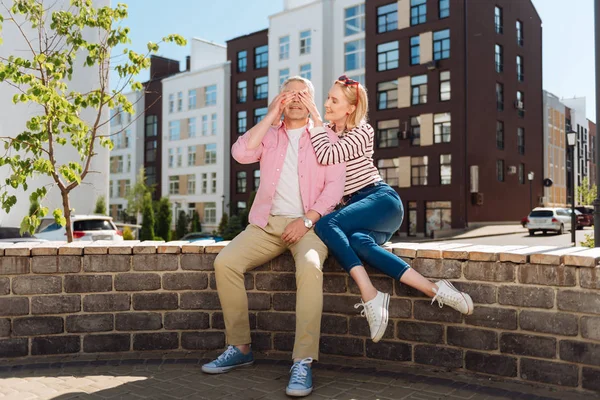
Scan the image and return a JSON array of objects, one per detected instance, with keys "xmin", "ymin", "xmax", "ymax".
[{"xmin": 201, "ymin": 76, "xmax": 345, "ymax": 397}]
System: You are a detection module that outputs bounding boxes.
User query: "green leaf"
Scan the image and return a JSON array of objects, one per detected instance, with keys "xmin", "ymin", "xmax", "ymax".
[{"xmin": 53, "ymin": 209, "xmax": 66, "ymax": 227}]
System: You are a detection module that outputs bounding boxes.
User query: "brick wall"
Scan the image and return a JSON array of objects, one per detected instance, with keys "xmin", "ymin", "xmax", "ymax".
[{"xmin": 0, "ymin": 241, "xmax": 598, "ymax": 393}]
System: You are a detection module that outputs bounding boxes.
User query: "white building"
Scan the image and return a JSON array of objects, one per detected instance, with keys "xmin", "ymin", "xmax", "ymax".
[
  {"xmin": 108, "ymin": 91, "xmax": 145, "ymax": 221},
  {"xmin": 563, "ymin": 97, "xmax": 589, "ymax": 193},
  {"xmin": 0, "ymin": 0, "xmax": 110, "ymax": 228},
  {"xmin": 161, "ymin": 39, "xmax": 231, "ymax": 232}
]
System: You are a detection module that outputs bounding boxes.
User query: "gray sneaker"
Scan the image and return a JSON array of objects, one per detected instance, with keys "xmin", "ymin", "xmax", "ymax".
[
  {"xmin": 432, "ymin": 280, "xmax": 474, "ymax": 315},
  {"xmin": 354, "ymin": 291, "xmax": 390, "ymax": 343}
]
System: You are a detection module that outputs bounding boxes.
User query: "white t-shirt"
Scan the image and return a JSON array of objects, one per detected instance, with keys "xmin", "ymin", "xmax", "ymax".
[{"xmin": 270, "ymin": 126, "xmax": 306, "ymax": 218}]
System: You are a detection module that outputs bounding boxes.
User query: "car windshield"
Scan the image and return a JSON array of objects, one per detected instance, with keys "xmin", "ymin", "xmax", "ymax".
[
  {"xmin": 74, "ymin": 219, "xmax": 115, "ymax": 231},
  {"xmin": 529, "ymin": 210, "xmax": 553, "ymax": 218}
]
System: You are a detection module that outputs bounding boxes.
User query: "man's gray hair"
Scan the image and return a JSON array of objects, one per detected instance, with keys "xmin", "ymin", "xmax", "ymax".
[{"xmin": 280, "ymin": 75, "xmax": 315, "ymax": 97}]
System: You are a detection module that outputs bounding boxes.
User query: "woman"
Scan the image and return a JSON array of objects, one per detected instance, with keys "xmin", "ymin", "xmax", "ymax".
[{"xmin": 297, "ymin": 75, "xmax": 473, "ymax": 343}]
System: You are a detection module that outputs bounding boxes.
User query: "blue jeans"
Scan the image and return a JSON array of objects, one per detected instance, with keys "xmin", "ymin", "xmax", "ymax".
[{"xmin": 314, "ymin": 182, "xmax": 411, "ymax": 280}]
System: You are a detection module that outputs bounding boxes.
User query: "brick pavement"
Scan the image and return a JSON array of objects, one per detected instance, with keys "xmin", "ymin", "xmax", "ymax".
[{"xmin": 0, "ymin": 352, "xmax": 597, "ymax": 400}]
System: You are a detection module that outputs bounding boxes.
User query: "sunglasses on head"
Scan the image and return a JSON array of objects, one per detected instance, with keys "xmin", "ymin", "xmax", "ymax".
[{"xmin": 337, "ymin": 75, "xmax": 360, "ymax": 106}]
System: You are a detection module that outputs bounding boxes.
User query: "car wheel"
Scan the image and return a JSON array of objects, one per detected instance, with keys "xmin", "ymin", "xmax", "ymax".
[
  {"xmin": 528, "ymin": 230, "xmax": 535, "ymax": 236},
  {"xmin": 558, "ymin": 224, "xmax": 564, "ymax": 235}
]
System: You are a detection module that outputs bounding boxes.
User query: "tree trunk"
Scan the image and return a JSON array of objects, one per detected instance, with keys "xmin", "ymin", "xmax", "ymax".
[{"xmin": 61, "ymin": 190, "xmax": 74, "ymax": 242}]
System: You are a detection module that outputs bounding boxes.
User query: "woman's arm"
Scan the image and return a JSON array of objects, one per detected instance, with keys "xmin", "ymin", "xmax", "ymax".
[{"xmin": 309, "ymin": 124, "xmax": 373, "ymax": 165}]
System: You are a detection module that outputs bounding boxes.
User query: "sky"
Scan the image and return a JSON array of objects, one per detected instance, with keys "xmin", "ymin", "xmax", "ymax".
[{"xmin": 110, "ymin": 0, "xmax": 597, "ymax": 122}]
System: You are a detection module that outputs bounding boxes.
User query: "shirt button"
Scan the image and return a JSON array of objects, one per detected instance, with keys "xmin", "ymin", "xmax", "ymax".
[
  {"xmin": 277, "ymin": 169, "xmax": 280, "ymax": 171},
  {"xmin": 272, "ymin": 182, "xmax": 275, "ymax": 185}
]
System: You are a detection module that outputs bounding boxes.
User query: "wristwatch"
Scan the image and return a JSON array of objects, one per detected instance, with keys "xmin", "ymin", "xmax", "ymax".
[{"xmin": 302, "ymin": 217, "xmax": 313, "ymax": 229}]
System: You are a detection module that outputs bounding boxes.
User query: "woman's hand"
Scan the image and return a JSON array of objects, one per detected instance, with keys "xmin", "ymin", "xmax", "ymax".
[{"xmin": 297, "ymin": 91, "xmax": 324, "ymax": 128}]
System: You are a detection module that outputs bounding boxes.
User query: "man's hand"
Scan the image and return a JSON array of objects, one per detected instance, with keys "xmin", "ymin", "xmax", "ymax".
[
  {"xmin": 281, "ymin": 218, "xmax": 310, "ymax": 245},
  {"xmin": 267, "ymin": 91, "xmax": 294, "ymax": 124},
  {"xmin": 297, "ymin": 90, "xmax": 324, "ymax": 127}
]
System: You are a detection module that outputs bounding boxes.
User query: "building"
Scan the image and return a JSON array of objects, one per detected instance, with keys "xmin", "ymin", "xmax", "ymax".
[
  {"xmin": 589, "ymin": 118, "xmax": 597, "ymax": 188},
  {"xmin": 563, "ymin": 97, "xmax": 588, "ymax": 193},
  {"xmin": 366, "ymin": 0, "xmax": 543, "ymax": 236},
  {"xmin": 542, "ymin": 90, "xmax": 567, "ymax": 207},
  {"xmin": 227, "ymin": 29, "xmax": 269, "ymax": 216},
  {"xmin": 161, "ymin": 39, "xmax": 231, "ymax": 232},
  {"xmin": 0, "ymin": 0, "xmax": 110, "ymax": 227}
]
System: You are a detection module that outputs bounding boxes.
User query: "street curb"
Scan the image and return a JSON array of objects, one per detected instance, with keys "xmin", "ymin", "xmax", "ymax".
[{"xmin": 411, "ymin": 230, "xmax": 527, "ymax": 243}]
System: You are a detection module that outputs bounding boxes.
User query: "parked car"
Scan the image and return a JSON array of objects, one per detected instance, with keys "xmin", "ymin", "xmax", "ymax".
[
  {"xmin": 525, "ymin": 208, "xmax": 573, "ymax": 235},
  {"xmin": 575, "ymin": 206, "xmax": 594, "ymax": 228},
  {"xmin": 0, "ymin": 227, "xmax": 47, "ymax": 243},
  {"xmin": 565, "ymin": 208, "xmax": 585, "ymax": 230},
  {"xmin": 34, "ymin": 215, "xmax": 123, "ymax": 242},
  {"xmin": 181, "ymin": 232, "xmax": 224, "ymax": 242}
]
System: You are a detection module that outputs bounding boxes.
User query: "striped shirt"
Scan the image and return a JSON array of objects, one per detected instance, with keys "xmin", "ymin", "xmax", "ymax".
[{"xmin": 310, "ymin": 123, "xmax": 382, "ymax": 196}]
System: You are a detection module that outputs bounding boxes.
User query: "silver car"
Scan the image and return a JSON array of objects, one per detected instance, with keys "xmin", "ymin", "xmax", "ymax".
[{"xmin": 525, "ymin": 208, "xmax": 573, "ymax": 236}]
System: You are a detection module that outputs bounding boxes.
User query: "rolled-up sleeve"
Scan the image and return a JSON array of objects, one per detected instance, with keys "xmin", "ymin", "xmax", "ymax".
[
  {"xmin": 231, "ymin": 132, "xmax": 264, "ymax": 164},
  {"xmin": 310, "ymin": 162, "xmax": 346, "ymax": 217}
]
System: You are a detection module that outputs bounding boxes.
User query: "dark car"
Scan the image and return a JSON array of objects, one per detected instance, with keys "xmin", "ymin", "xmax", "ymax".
[{"xmin": 575, "ymin": 206, "xmax": 594, "ymax": 228}]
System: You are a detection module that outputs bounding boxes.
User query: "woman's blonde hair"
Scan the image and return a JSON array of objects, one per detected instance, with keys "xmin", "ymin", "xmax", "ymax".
[{"xmin": 334, "ymin": 77, "xmax": 368, "ymax": 130}]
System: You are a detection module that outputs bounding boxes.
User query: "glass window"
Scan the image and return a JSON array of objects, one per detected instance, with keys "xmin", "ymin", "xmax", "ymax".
[
  {"xmin": 205, "ymin": 143, "xmax": 217, "ymax": 164},
  {"xmin": 411, "ymin": 75, "xmax": 428, "ymax": 105},
  {"xmin": 254, "ymin": 76, "xmax": 268, "ymax": 100},
  {"xmin": 517, "ymin": 91, "xmax": 525, "ymax": 117},
  {"xmin": 201, "ymin": 173, "xmax": 208, "ymax": 194},
  {"xmin": 145, "ymin": 115, "xmax": 157, "ymax": 137},
  {"xmin": 169, "ymin": 176, "xmax": 179, "ymax": 195},
  {"xmin": 377, "ymin": 41, "xmax": 399, "ymax": 71},
  {"xmin": 439, "ymin": 0, "xmax": 450, "ymax": 19},
  {"xmin": 168, "ymin": 94, "xmax": 174, "ymax": 113},
  {"xmin": 202, "ymin": 115, "xmax": 208, "ymax": 136},
  {"xmin": 279, "ymin": 36, "xmax": 290, "ymax": 60},
  {"xmin": 495, "ymin": 6, "xmax": 503, "ymax": 34},
  {"xmin": 518, "ymin": 127, "xmax": 525, "ymax": 154},
  {"xmin": 237, "ymin": 81, "xmax": 247, "ymax": 103},
  {"xmin": 110, "ymin": 108, "xmax": 122, "ymax": 127},
  {"xmin": 188, "ymin": 117, "xmax": 196, "ymax": 138},
  {"xmin": 497, "ymin": 160, "xmax": 505, "ymax": 182},
  {"xmin": 496, "ymin": 82, "xmax": 504, "ymax": 111},
  {"xmin": 254, "ymin": 170, "xmax": 261, "ymax": 189},
  {"xmin": 517, "ymin": 55, "xmax": 524, "ymax": 81},
  {"xmin": 411, "ymin": 156, "xmax": 428, "ymax": 186},
  {"xmin": 496, "ymin": 121, "xmax": 504, "ymax": 150},
  {"xmin": 188, "ymin": 89, "xmax": 196, "ymax": 110},
  {"xmin": 211, "ymin": 172, "xmax": 217, "ymax": 194},
  {"xmin": 408, "ymin": 201, "xmax": 417, "ymax": 236},
  {"xmin": 378, "ymin": 158, "xmax": 400, "ymax": 186},
  {"xmin": 411, "ymin": 0, "xmax": 427, "ymax": 26},
  {"xmin": 254, "ymin": 107, "xmax": 268, "ymax": 124},
  {"xmin": 345, "ymin": 39, "xmax": 365, "ymax": 71},
  {"xmin": 516, "ymin": 20, "xmax": 523, "ymax": 45},
  {"xmin": 176, "ymin": 147, "xmax": 182, "ymax": 167},
  {"xmin": 211, "ymin": 113, "xmax": 217, "ymax": 135},
  {"xmin": 109, "ymin": 180, "xmax": 113, "ymax": 198},
  {"xmin": 519, "ymin": 163, "xmax": 525, "ymax": 184},
  {"xmin": 177, "ymin": 91, "xmax": 183, "ymax": 112},
  {"xmin": 188, "ymin": 146, "xmax": 196, "ymax": 166},
  {"xmin": 434, "ymin": 113, "xmax": 451, "ymax": 143},
  {"xmin": 205, "ymin": 85, "xmax": 217, "ymax": 106},
  {"xmin": 237, "ymin": 50, "xmax": 247, "ymax": 72},
  {"xmin": 237, "ymin": 171, "xmax": 247, "ymax": 193},
  {"xmin": 300, "ymin": 30, "xmax": 311, "ymax": 55},
  {"xmin": 410, "ymin": 36, "xmax": 420, "ymax": 65},
  {"xmin": 433, "ymin": 29, "xmax": 450, "ymax": 60},
  {"xmin": 145, "ymin": 141, "xmax": 157, "ymax": 163},
  {"xmin": 425, "ymin": 201, "xmax": 451, "ymax": 236},
  {"xmin": 279, "ymin": 68, "xmax": 290, "ymax": 87},
  {"xmin": 377, "ymin": 120, "xmax": 400, "ymax": 148},
  {"xmin": 377, "ymin": 3, "xmax": 397, "ymax": 33},
  {"xmin": 168, "ymin": 120, "xmax": 180, "ymax": 141},
  {"xmin": 440, "ymin": 154, "xmax": 451, "ymax": 185},
  {"xmin": 204, "ymin": 202, "xmax": 217, "ymax": 224},
  {"xmin": 254, "ymin": 45, "xmax": 268, "ymax": 69},
  {"xmin": 300, "ymin": 63, "xmax": 311, "ymax": 80},
  {"xmin": 345, "ymin": 4, "xmax": 365, "ymax": 36},
  {"xmin": 440, "ymin": 71, "xmax": 450, "ymax": 101},
  {"xmin": 495, "ymin": 44, "xmax": 503, "ymax": 72},
  {"xmin": 410, "ymin": 116, "xmax": 420, "ymax": 146},
  {"xmin": 377, "ymin": 80, "xmax": 398, "ymax": 110},
  {"xmin": 187, "ymin": 174, "xmax": 196, "ymax": 195},
  {"xmin": 126, "ymin": 154, "xmax": 131, "ymax": 172},
  {"xmin": 237, "ymin": 111, "xmax": 247, "ymax": 134}
]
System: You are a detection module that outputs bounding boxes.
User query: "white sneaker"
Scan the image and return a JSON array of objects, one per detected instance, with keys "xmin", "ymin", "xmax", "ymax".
[
  {"xmin": 432, "ymin": 280, "xmax": 474, "ymax": 315},
  {"xmin": 354, "ymin": 291, "xmax": 390, "ymax": 343}
]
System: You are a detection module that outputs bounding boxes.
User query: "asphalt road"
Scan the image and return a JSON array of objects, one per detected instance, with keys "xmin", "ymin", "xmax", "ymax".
[{"xmin": 447, "ymin": 226, "xmax": 594, "ymax": 247}]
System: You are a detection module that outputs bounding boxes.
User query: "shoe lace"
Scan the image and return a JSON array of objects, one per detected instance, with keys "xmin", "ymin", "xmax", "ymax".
[
  {"xmin": 354, "ymin": 300, "xmax": 374, "ymax": 324},
  {"xmin": 431, "ymin": 281, "xmax": 462, "ymax": 309},
  {"xmin": 289, "ymin": 358, "xmax": 313, "ymax": 385},
  {"xmin": 216, "ymin": 345, "xmax": 238, "ymax": 364}
]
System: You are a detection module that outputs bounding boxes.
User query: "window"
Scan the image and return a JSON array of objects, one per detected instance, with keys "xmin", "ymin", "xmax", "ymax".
[
  {"xmin": 188, "ymin": 90, "xmax": 197, "ymax": 110},
  {"xmin": 188, "ymin": 174, "xmax": 196, "ymax": 195},
  {"xmin": 517, "ymin": 55, "xmax": 524, "ymax": 81},
  {"xmin": 425, "ymin": 201, "xmax": 451, "ymax": 236},
  {"xmin": 495, "ymin": 44, "xmax": 503, "ymax": 72},
  {"xmin": 378, "ymin": 159, "xmax": 400, "ymax": 186},
  {"xmin": 433, "ymin": 29, "xmax": 450, "ymax": 60},
  {"xmin": 255, "ymin": 45, "xmax": 268, "ymax": 69},
  {"xmin": 188, "ymin": 117, "xmax": 196, "ymax": 138},
  {"xmin": 377, "ymin": 120, "xmax": 400, "ymax": 148},
  {"xmin": 439, "ymin": 71, "xmax": 450, "ymax": 101},
  {"xmin": 377, "ymin": 3, "xmax": 397, "ymax": 33},
  {"xmin": 116, "ymin": 156, "xmax": 123, "ymax": 173},
  {"xmin": 410, "ymin": 116, "xmax": 421, "ymax": 146},
  {"xmin": 205, "ymin": 143, "xmax": 217, "ymax": 165},
  {"xmin": 517, "ymin": 127, "xmax": 525, "ymax": 154},
  {"xmin": 345, "ymin": 4, "xmax": 365, "ymax": 36},
  {"xmin": 168, "ymin": 94, "xmax": 174, "ymax": 113},
  {"xmin": 176, "ymin": 147, "xmax": 182, "ymax": 167},
  {"xmin": 126, "ymin": 154, "xmax": 131, "ymax": 173},
  {"xmin": 205, "ymin": 85, "xmax": 217, "ymax": 106},
  {"xmin": 408, "ymin": 201, "xmax": 417, "ymax": 236},
  {"xmin": 202, "ymin": 115, "xmax": 208, "ymax": 136},
  {"xmin": 237, "ymin": 50, "xmax": 247, "ymax": 72},
  {"xmin": 211, "ymin": 113, "xmax": 217, "ymax": 135},
  {"xmin": 496, "ymin": 121, "xmax": 504, "ymax": 150},
  {"xmin": 254, "ymin": 170, "xmax": 260, "ymax": 189},
  {"xmin": 496, "ymin": 160, "xmax": 505, "ymax": 182},
  {"xmin": 410, "ymin": 36, "xmax": 420, "ymax": 65},
  {"xmin": 237, "ymin": 202, "xmax": 247, "ymax": 214},
  {"xmin": 411, "ymin": 0, "xmax": 426, "ymax": 26},
  {"xmin": 187, "ymin": 204, "xmax": 196, "ymax": 220},
  {"xmin": 169, "ymin": 176, "xmax": 179, "ymax": 195},
  {"xmin": 495, "ymin": 6, "xmax": 503, "ymax": 34},
  {"xmin": 279, "ymin": 68, "xmax": 290, "ymax": 86},
  {"xmin": 109, "ymin": 180, "xmax": 113, "ymax": 198},
  {"xmin": 115, "ymin": 132, "xmax": 122, "ymax": 149},
  {"xmin": 145, "ymin": 141, "xmax": 157, "ymax": 163},
  {"xmin": 254, "ymin": 107, "xmax": 268, "ymax": 124},
  {"xmin": 110, "ymin": 108, "xmax": 122, "ymax": 127},
  {"xmin": 349, "ymin": 74, "xmax": 365, "ymax": 85},
  {"xmin": 201, "ymin": 173, "xmax": 208, "ymax": 194},
  {"xmin": 434, "ymin": 113, "xmax": 451, "ymax": 143},
  {"xmin": 300, "ymin": 63, "xmax": 311, "ymax": 80},
  {"xmin": 496, "ymin": 82, "xmax": 504, "ymax": 111},
  {"xmin": 237, "ymin": 171, "xmax": 247, "ymax": 193},
  {"xmin": 279, "ymin": 36, "xmax": 290, "ymax": 60},
  {"xmin": 517, "ymin": 91, "xmax": 525, "ymax": 117},
  {"xmin": 518, "ymin": 164, "xmax": 525, "ymax": 184},
  {"xmin": 377, "ymin": 41, "xmax": 399, "ymax": 71},
  {"xmin": 188, "ymin": 146, "xmax": 196, "ymax": 166},
  {"xmin": 254, "ymin": 76, "xmax": 268, "ymax": 100},
  {"xmin": 516, "ymin": 20, "xmax": 523, "ymax": 45},
  {"xmin": 124, "ymin": 129, "xmax": 132, "ymax": 149},
  {"xmin": 145, "ymin": 115, "xmax": 157, "ymax": 137},
  {"xmin": 411, "ymin": 156, "xmax": 428, "ymax": 186},
  {"xmin": 211, "ymin": 173, "xmax": 217, "ymax": 194},
  {"xmin": 237, "ymin": 81, "xmax": 247, "ymax": 103},
  {"xmin": 411, "ymin": 75, "xmax": 428, "ymax": 105},
  {"xmin": 300, "ymin": 30, "xmax": 311, "ymax": 55},
  {"xmin": 204, "ymin": 202, "xmax": 216, "ymax": 224},
  {"xmin": 146, "ymin": 166, "xmax": 156, "ymax": 187},
  {"xmin": 440, "ymin": 154, "xmax": 451, "ymax": 184},
  {"xmin": 237, "ymin": 111, "xmax": 247, "ymax": 134},
  {"xmin": 345, "ymin": 39, "xmax": 365, "ymax": 71},
  {"xmin": 439, "ymin": 0, "xmax": 450, "ymax": 18},
  {"xmin": 377, "ymin": 81, "xmax": 398, "ymax": 110},
  {"xmin": 177, "ymin": 91, "xmax": 183, "ymax": 112},
  {"xmin": 169, "ymin": 120, "xmax": 180, "ymax": 141}
]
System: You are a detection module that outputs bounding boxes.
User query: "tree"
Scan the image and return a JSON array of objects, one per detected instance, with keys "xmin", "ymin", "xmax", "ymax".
[
  {"xmin": 139, "ymin": 192, "xmax": 154, "ymax": 241},
  {"xmin": 190, "ymin": 210, "xmax": 201, "ymax": 232},
  {"xmin": 155, "ymin": 197, "xmax": 172, "ymax": 241},
  {"xmin": 125, "ymin": 168, "xmax": 151, "ymax": 224},
  {"xmin": 0, "ymin": 1, "xmax": 185, "ymax": 241},
  {"xmin": 175, "ymin": 210, "xmax": 189, "ymax": 239},
  {"xmin": 217, "ymin": 212, "xmax": 229, "ymax": 236},
  {"xmin": 222, "ymin": 215, "xmax": 243, "ymax": 240},
  {"xmin": 94, "ymin": 196, "xmax": 107, "ymax": 215},
  {"xmin": 576, "ymin": 177, "xmax": 597, "ymax": 205},
  {"xmin": 28, "ymin": 196, "xmax": 39, "ymax": 217}
]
